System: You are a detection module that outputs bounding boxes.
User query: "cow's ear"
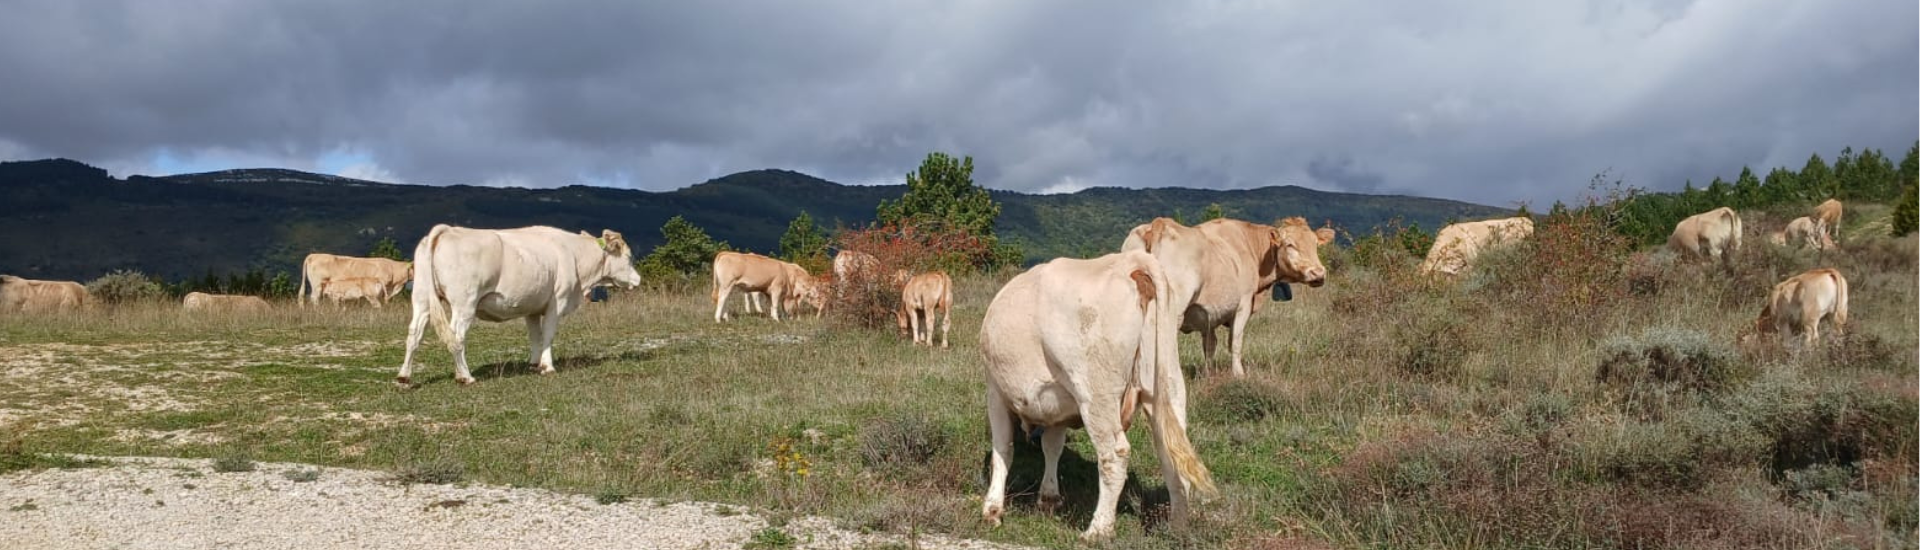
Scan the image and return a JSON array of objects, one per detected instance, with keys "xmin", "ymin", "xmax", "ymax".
[
  {"xmin": 599, "ymin": 230, "xmax": 628, "ymax": 254},
  {"xmin": 1315, "ymin": 227, "xmax": 1336, "ymax": 246}
]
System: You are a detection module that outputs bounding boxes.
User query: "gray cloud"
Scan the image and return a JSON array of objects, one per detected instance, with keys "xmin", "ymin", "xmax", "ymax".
[{"xmin": 0, "ymin": 0, "xmax": 1911, "ymax": 205}]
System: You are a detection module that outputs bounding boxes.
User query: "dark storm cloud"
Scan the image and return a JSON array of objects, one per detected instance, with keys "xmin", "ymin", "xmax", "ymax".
[{"xmin": 0, "ymin": 0, "xmax": 1911, "ymax": 204}]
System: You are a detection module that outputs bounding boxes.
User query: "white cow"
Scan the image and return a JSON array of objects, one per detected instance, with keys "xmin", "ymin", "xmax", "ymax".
[
  {"xmin": 979, "ymin": 250, "xmax": 1217, "ymax": 541},
  {"xmin": 397, "ymin": 225, "xmax": 642, "ymax": 386}
]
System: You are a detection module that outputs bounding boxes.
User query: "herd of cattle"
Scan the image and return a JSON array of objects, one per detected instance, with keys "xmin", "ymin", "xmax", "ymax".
[{"xmin": 0, "ymin": 199, "xmax": 1865, "ymax": 540}]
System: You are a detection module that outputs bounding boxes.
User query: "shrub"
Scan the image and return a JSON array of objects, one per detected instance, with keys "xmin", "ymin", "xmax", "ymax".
[
  {"xmin": 212, "ymin": 456, "xmax": 255, "ymax": 473},
  {"xmin": 1725, "ymin": 372, "xmax": 1918, "ymax": 477},
  {"xmin": 743, "ymin": 527, "xmax": 796, "ymax": 549},
  {"xmin": 859, "ymin": 414, "xmax": 951, "ymax": 470},
  {"xmin": 85, "ymin": 269, "xmax": 167, "ymax": 304},
  {"xmin": 389, "ymin": 460, "xmax": 464, "ymax": 485},
  {"xmin": 1597, "ymin": 327, "xmax": 1748, "ymax": 394},
  {"xmin": 1196, "ymin": 379, "xmax": 1290, "ymax": 423},
  {"xmin": 829, "ymin": 222, "xmax": 992, "ymax": 329},
  {"xmin": 281, "ymin": 469, "xmax": 320, "ymax": 482},
  {"xmin": 594, "ymin": 488, "xmax": 629, "ymax": 505}
]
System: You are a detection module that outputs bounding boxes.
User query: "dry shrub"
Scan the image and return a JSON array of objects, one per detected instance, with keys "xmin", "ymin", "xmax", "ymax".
[
  {"xmin": 1472, "ymin": 211, "xmax": 1633, "ymax": 331},
  {"xmin": 858, "ymin": 414, "xmax": 952, "ymax": 472},
  {"xmin": 1821, "ymin": 332, "xmax": 1905, "ymax": 372},
  {"xmin": 1195, "ymin": 379, "xmax": 1290, "ymax": 423},
  {"xmin": 85, "ymin": 269, "xmax": 168, "ymax": 305},
  {"xmin": 1726, "ymin": 371, "xmax": 1918, "ymax": 478},
  {"xmin": 830, "ymin": 222, "xmax": 992, "ymax": 330},
  {"xmin": 1597, "ymin": 327, "xmax": 1749, "ymax": 394}
]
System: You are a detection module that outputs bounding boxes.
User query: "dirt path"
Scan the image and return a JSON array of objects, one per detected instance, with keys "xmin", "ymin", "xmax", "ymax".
[{"xmin": 0, "ymin": 456, "xmax": 1031, "ymax": 550}]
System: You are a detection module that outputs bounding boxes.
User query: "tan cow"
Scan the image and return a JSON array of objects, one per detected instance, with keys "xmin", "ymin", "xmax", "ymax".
[
  {"xmin": 320, "ymin": 276, "xmax": 390, "ymax": 308},
  {"xmin": 397, "ymin": 226, "xmax": 642, "ymax": 386},
  {"xmin": 0, "ymin": 275, "xmax": 88, "ymax": 313},
  {"xmin": 1748, "ymin": 268, "xmax": 1849, "ymax": 347},
  {"xmin": 711, "ymin": 252, "xmax": 819, "ymax": 322},
  {"xmin": 1814, "ymin": 199, "xmax": 1843, "ymax": 242},
  {"xmin": 299, "ymin": 254, "xmax": 411, "ymax": 307},
  {"xmin": 979, "ymin": 250, "xmax": 1216, "ymax": 541},
  {"xmin": 1418, "ymin": 217, "xmax": 1535, "ymax": 276},
  {"xmin": 1769, "ymin": 216, "xmax": 1834, "ymax": 250},
  {"xmin": 1121, "ymin": 217, "xmax": 1331, "ymax": 376},
  {"xmin": 1668, "ymin": 207, "xmax": 1743, "ymax": 264},
  {"xmin": 182, "ymin": 292, "xmax": 271, "ymax": 313},
  {"xmin": 897, "ymin": 270, "xmax": 953, "ymax": 347}
]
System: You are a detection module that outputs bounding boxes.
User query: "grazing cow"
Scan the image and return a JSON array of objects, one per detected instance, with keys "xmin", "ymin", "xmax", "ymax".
[
  {"xmin": 182, "ymin": 292, "xmax": 270, "ymax": 313},
  {"xmin": 711, "ymin": 252, "xmax": 819, "ymax": 322},
  {"xmin": 397, "ymin": 226, "xmax": 642, "ymax": 386},
  {"xmin": 321, "ymin": 276, "xmax": 390, "ymax": 308},
  {"xmin": 1418, "ymin": 217, "xmax": 1536, "ymax": 276},
  {"xmin": 298, "ymin": 254, "xmax": 411, "ymax": 307},
  {"xmin": 1814, "ymin": 199, "xmax": 1843, "ymax": 241},
  {"xmin": 897, "ymin": 270, "xmax": 953, "ymax": 347},
  {"xmin": 979, "ymin": 250, "xmax": 1217, "ymax": 541},
  {"xmin": 0, "ymin": 275, "xmax": 88, "ymax": 313},
  {"xmin": 832, "ymin": 250, "xmax": 881, "ymax": 286},
  {"xmin": 1769, "ymin": 217, "xmax": 1834, "ymax": 250},
  {"xmin": 1668, "ymin": 207, "xmax": 1743, "ymax": 265},
  {"xmin": 1748, "ymin": 268, "xmax": 1849, "ymax": 347},
  {"xmin": 1121, "ymin": 217, "xmax": 1331, "ymax": 376}
]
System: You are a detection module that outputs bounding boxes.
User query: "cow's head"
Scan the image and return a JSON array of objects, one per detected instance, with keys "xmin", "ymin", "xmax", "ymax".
[
  {"xmin": 1270, "ymin": 217, "xmax": 1330, "ymax": 287},
  {"xmin": 596, "ymin": 229, "xmax": 643, "ymax": 289}
]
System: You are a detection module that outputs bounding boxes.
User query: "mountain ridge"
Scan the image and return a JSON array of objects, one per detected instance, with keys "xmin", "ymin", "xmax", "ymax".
[{"xmin": 0, "ymin": 158, "xmax": 1506, "ymax": 280}]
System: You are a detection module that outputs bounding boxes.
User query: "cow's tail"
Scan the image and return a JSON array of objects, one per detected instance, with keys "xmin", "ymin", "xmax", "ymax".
[
  {"xmin": 296, "ymin": 258, "xmax": 309, "ymax": 308},
  {"xmin": 1131, "ymin": 259, "xmax": 1218, "ymax": 500},
  {"xmin": 1725, "ymin": 208, "xmax": 1744, "ymax": 253},
  {"xmin": 1830, "ymin": 269, "xmax": 1849, "ymax": 331},
  {"xmin": 414, "ymin": 225, "xmax": 455, "ymax": 346}
]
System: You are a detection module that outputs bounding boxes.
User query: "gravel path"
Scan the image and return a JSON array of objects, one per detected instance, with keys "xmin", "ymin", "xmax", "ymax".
[{"xmin": 0, "ymin": 456, "xmax": 1032, "ymax": 550}]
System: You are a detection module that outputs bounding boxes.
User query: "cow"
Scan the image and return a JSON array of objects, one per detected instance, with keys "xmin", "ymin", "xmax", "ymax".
[
  {"xmin": 1747, "ymin": 268, "xmax": 1849, "ymax": 347},
  {"xmin": 0, "ymin": 275, "xmax": 88, "ymax": 313},
  {"xmin": 1121, "ymin": 217, "xmax": 1331, "ymax": 377},
  {"xmin": 897, "ymin": 270, "xmax": 953, "ymax": 348},
  {"xmin": 1814, "ymin": 199, "xmax": 1843, "ymax": 242},
  {"xmin": 182, "ymin": 292, "xmax": 271, "ymax": 313},
  {"xmin": 1668, "ymin": 207, "xmax": 1743, "ymax": 265},
  {"xmin": 1418, "ymin": 217, "xmax": 1536, "ymax": 276},
  {"xmin": 320, "ymin": 276, "xmax": 390, "ymax": 308},
  {"xmin": 979, "ymin": 250, "xmax": 1217, "ymax": 541},
  {"xmin": 1769, "ymin": 216, "xmax": 1834, "ymax": 250},
  {"xmin": 711, "ymin": 252, "xmax": 819, "ymax": 322},
  {"xmin": 396, "ymin": 225, "xmax": 642, "ymax": 386},
  {"xmin": 298, "ymin": 254, "xmax": 411, "ymax": 307}
]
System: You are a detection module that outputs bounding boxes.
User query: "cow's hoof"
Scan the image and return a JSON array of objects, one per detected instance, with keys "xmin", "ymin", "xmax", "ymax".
[
  {"xmin": 455, "ymin": 376, "xmax": 476, "ymax": 386},
  {"xmin": 537, "ymin": 368, "xmax": 555, "ymax": 375},
  {"xmin": 1037, "ymin": 493, "xmax": 1062, "ymax": 513},
  {"xmin": 394, "ymin": 376, "xmax": 412, "ymax": 388},
  {"xmin": 982, "ymin": 504, "xmax": 1003, "ymax": 527}
]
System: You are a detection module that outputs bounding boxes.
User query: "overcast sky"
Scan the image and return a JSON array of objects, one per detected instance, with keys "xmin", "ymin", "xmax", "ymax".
[{"xmin": 0, "ymin": 0, "xmax": 1912, "ymax": 206}]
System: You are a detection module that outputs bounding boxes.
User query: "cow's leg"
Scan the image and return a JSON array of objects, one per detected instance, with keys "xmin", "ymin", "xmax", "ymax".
[
  {"xmin": 365, "ymin": 295, "xmax": 381, "ymax": 309},
  {"xmin": 769, "ymin": 286, "xmax": 786, "ymax": 322},
  {"xmin": 1079, "ymin": 407, "xmax": 1130, "ymax": 541},
  {"xmin": 940, "ymin": 304, "xmax": 951, "ymax": 349},
  {"xmin": 713, "ymin": 283, "xmax": 734, "ymax": 323},
  {"xmin": 982, "ymin": 383, "xmax": 1015, "ymax": 527},
  {"xmin": 1228, "ymin": 301, "xmax": 1253, "ymax": 377},
  {"xmin": 534, "ymin": 313, "xmax": 559, "ymax": 374},
  {"xmin": 1037, "ymin": 423, "xmax": 1067, "ymax": 513},
  {"xmin": 524, "ymin": 315, "xmax": 545, "ymax": 368},
  {"xmin": 396, "ymin": 300, "xmax": 431, "ymax": 387},
  {"xmin": 447, "ymin": 306, "xmax": 478, "ymax": 385},
  {"xmin": 1199, "ymin": 326, "xmax": 1219, "ymax": 372},
  {"xmin": 910, "ymin": 306, "xmax": 925, "ymax": 345},
  {"xmin": 1142, "ymin": 404, "xmax": 1193, "ymax": 530}
]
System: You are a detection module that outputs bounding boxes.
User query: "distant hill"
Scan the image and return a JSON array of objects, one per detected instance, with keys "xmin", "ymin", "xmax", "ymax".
[{"xmin": 0, "ymin": 158, "xmax": 1504, "ymax": 280}]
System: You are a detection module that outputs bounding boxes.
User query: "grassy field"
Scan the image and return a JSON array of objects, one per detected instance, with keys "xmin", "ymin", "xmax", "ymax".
[{"xmin": 1, "ymin": 210, "xmax": 1915, "ymax": 549}]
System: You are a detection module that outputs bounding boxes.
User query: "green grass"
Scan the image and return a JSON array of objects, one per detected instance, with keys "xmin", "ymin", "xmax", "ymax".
[{"xmin": 0, "ymin": 215, "xmax": 1914, "ymax": 549}]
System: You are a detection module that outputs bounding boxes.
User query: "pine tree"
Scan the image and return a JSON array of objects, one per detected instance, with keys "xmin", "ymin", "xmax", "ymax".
[
  {"xmin": 1801, "ymin": 153, "xmax": 1835, "ymax": 200},
  {"xmin": 1893, "ymin": 181, "xmax": 1918, "ymax": 236},
  {"xmin": 1201, "ymin": 203, "xmax": 1226, "ymax": 221},
  {"xmin": 368, "ymin": 237, "xmax": 406, "ymax": 261},
  {"xmin": 777, "ymin": 211, "xmax": 829, "ymax": 271},
  {"xmin": 637, "ymin": 215, "xmax": 732, "ymax": 277},
  {"xmin": 875, "ymin": 152, "xmax": 1021, "ymax": 269},
  {"xmin": 1733, "ymin": 166, "xmax": 1761, "ymax": 207}
]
